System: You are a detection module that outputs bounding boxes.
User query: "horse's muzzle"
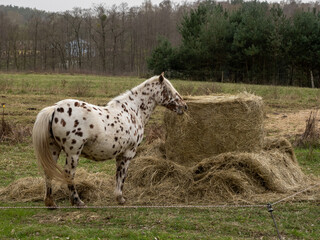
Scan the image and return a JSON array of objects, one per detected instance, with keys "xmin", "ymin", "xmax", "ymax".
[{"xmin": 177, "ymin": 103, "xmax": 188, "ymax": 115}]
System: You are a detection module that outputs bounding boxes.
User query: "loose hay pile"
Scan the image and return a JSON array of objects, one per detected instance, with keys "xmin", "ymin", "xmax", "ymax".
[
  {"xmin": 0, "ymin": 93, "xmax": 318, "ymax": 205},
  {"xmin": 0, "ymin": 169, "xmax": 115, "ymax": 204}
]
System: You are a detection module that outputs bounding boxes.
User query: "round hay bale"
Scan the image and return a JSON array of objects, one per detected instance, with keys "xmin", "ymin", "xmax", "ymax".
[{"xmin": 164, "ymin": 93, "xmax": 264, "ymax": 166}]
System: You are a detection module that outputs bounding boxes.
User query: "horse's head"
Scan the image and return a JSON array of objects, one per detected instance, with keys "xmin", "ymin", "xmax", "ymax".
[{"xmin": 156, "ymin": 73, "xmax": 187, "ymax": 115}]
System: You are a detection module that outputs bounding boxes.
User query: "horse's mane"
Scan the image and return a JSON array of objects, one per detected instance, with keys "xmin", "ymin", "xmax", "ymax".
[{"xmin": 108, "ymin": 76, "xmax": 159, "ymax": 104}]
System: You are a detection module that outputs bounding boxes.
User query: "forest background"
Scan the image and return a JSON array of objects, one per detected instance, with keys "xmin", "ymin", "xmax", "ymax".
[{"xmin": 1, "ymin": 0, "xmax": 320, "ymax": 87}]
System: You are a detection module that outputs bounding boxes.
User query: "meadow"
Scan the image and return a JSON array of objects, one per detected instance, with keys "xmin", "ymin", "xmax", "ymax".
[{"xmin": 0, "ymin": 73, "xmax": 319, "ymax": 239}]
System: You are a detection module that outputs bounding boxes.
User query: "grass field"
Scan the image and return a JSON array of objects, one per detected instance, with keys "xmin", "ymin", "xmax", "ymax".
[{"xmin": 0, "ymin": 73, "xmax": 319, "ymax": 239}]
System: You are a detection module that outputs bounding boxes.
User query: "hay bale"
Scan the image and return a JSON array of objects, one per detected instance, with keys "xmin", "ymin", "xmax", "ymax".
[{"xmin": 164, "ymin": 93, "xmax": 264, "ymax": 166}]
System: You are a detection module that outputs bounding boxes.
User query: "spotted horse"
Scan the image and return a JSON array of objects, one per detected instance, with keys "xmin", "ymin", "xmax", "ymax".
[{"xmin": 32, "ymin": 73, "xmax": 187, "ymax": 208}]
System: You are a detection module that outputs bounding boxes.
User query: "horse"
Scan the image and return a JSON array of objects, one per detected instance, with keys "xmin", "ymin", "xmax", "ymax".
[{"xmin": 32, "ymin": 73, "xmax": 187, "ymax": 208}]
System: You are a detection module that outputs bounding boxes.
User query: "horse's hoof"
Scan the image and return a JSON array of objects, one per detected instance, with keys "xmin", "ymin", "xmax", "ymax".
[
  {"xmin": 76, "ymin": 201, "xmax": 86, "ymax": 208},
  {"xmin": 116, "ymin": 196, "xmax": 126, "ymax": 205},
  {"xmin": 44, "ymin": 198, "xmax": 57, "ymax": 210},
  {"xmin": 70, "ymin": 197, "xmax": 85, "ymax": 207}
]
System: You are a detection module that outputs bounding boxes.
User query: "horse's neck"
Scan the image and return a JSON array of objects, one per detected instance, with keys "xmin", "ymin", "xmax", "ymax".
[
  {"xmin": 113, "ymin": 81, "xmax": 159, "ymax": 127},
  {"xmin": 131, "ymin": 83, "xmax": 158, "ymax": 126}
]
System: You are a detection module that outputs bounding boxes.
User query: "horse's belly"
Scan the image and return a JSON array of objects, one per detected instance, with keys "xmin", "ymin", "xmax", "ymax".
[
  {"xmin": 81, "ymin": 143, "xmax": 114, "ymax": 161},
  {"xmin": 81, "ymin": 139, "xmax": 126, "ymax": 161}
]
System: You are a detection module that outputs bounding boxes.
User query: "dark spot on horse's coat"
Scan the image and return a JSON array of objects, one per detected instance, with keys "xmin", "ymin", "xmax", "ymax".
[
  {"xmin": 53, "ymin": 151, "xmax": 56, "ymax": 155},
  {"xmin": 66, "ymin": 131, "xmax": 70, "ymax": 136},
  {"xmin": 74, "ymin": 102, "xmax": 79, "ymax": 107},
  {"xmin": 114, "ymin": 137, "xmax": 118, "ymax": 141},
  {"xmin": 72, "ymin": 129, "xmax": 76, "ymax": 133},
  {"xmin": 111, "ymin": 123, "xmax": 114, "ymax": 127},
  {"xmin": 74, "ymin": 120, "xmax": 79, "ymax": 128},
  {"xmin": 75, "ymin": 132, "xmax": 83, "ymax": 137},
  {"xmin": 54, "ymin": 117, "xmax": 58, "ymax": 123},
  {"xmin": 71, "ymin": 139, "xmax": 76, "ymax": 144},
  {"xmin": 70, "ymin": 146, "xmax": 73, "ymax": 150},
  {"xmin": 60, "ymin": 119, "xmax": 66, "ymax": 127},
  {"xmin": 62, "ymin": 138, "xmax": 66, "ymax": 144},
  {"xmin": 55, "ymin": 136, "xmax": 61, "ymax": 142},
  {"xmin": 90, "ymin": 124, "xmax": 94, "ymax": 128},
  {"xmin": 83, "ymin": 117, "xmax": 86, "ymax": 120},
  {"xmin": 57, "ymin": 107, "xmax": 64, "ymax": 113},
  {"xmin": 112, "ymin": 144, "xmax": 115, "ymax": 148},
  {"xmin": 67, "ymin": 108, "xmax": 72, "ymax": 116}
]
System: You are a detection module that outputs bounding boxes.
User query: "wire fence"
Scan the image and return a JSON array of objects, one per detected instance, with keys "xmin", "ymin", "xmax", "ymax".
[{"xmin": 0, "ymin": 183, "xmax": 318, "ymax": 240}]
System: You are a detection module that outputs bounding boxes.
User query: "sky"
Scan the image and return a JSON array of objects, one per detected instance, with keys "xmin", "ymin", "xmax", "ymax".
[{"xmin": 0, "ymin": 0, "xmax": 190, "ymax": 12}]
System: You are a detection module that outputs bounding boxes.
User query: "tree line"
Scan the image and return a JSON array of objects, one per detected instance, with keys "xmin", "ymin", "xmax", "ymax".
[
  {"xmin": 1, "ymin": 0, "xmax": 320, "ymax": 87},
  {"xmin": 0, "ymin": 1, "xmax": 184, "ymax": 76},
  {"xmin": 148, "ymin": 0, "xmax": 320, "ymax": 87}
]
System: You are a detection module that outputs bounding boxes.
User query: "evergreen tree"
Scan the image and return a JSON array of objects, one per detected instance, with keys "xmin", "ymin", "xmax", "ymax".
[{"xmin": 147, "ymin": 37, "xmax": 174, "ymax": 75}]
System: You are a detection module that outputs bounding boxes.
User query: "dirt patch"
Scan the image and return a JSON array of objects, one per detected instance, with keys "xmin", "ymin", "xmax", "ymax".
[{"xmin": 265, "ymin": 109, "xmax": 320, "ymax": 140}]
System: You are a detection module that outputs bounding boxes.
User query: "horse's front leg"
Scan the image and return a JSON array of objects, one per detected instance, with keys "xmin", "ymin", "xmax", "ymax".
[{"xmin": 115, "ymin": 154, "xmax": 133, "ymax": 204}]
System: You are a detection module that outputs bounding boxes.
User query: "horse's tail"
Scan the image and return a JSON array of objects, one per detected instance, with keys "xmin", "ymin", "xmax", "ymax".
[{"xmin": 32, "ymin": 106, "xmax": 68, "ymax": 183}]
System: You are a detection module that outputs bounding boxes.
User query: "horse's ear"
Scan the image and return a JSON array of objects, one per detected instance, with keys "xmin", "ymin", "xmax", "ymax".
[{"xmin": 159, "ymin": 72, "xmax": 164, "ymax": 83}]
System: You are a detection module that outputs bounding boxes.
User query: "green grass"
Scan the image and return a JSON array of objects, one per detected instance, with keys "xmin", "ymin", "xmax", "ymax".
[
  {"xmin": 0, "ymin": 73, "xmax": 319, "ymax": 239},
  {"xmin": 0, "ymin": 203, "xmax": 319, "ymax": 239},
  {"xmin": 295, "ymin": 148, "xmax": 320, "ymax": 176}
]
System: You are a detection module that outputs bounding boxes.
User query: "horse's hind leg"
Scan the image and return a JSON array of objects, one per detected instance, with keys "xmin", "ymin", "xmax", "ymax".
[
  {"xmin": 64, "ymin": 153, "xmax": 85, "ymax": 207},
  {"xmin": 44, "ymin": 139, "xmax": 61, "ymax": 208}
]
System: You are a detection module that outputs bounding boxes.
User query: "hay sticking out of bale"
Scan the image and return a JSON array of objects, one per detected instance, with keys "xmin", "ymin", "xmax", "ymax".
[{"xmin": 164, "ymin": 93, "xmax": 265, "ymax": 166}]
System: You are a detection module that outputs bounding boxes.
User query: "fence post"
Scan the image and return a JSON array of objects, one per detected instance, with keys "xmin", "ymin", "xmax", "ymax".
[{"xmin": 267, "ymin": 203, "xmax": 282, "ymax": 240}]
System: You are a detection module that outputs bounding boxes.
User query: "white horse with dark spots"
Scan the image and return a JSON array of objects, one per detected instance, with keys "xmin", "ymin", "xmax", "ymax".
[{"xmin": 32, "ymin": 73, "xmax": 187, "ymax": 208}]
